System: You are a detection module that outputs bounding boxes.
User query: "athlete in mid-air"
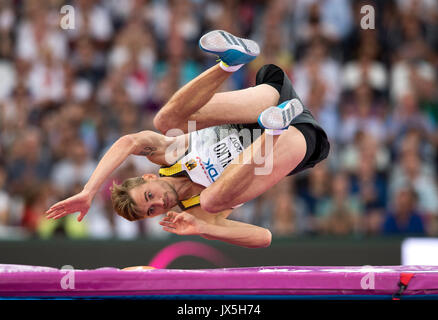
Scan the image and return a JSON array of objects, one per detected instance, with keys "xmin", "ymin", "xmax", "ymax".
[{"xmin": 46, "ymin": 30, "xmax": 330, "ymax": 248}]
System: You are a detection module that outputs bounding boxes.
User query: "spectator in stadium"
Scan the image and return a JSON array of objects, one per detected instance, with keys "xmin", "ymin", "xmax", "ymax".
[
  {"xmin": 315, "ymin": 172, "xmax": 362, "ymax": 235},
  {"xmin": 382, "ymin": 186, "xmax": 425, "ymax": 235}
]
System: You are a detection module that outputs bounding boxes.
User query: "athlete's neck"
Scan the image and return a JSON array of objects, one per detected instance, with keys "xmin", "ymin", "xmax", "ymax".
[{"xmin": 160, "ymin": 176, "xmax": 203, "ymax": 201}]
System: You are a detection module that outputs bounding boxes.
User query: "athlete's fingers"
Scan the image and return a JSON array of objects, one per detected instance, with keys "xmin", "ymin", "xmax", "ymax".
[
  {"xmin": 46, "ymin": 203, "xmax": 69, "ymax": 216},
  {"xmin": 161, "ymin": 218, "xmax": 174, "ymax": 225},
  {"xmin": 51, "ymin": 211, "xmax": 69, "ymax": 220},
  {"xmin": 47, "ymin": 203, "xmax": 60, "ymax": 211},
  {"xmin": 47, "ymin": 206, "xmax": 75, "ymax": 219},
  {"xmin": 46, "ymin": 206, "xmax": 62, "ymax": 215},
  {"xmin": 46, "ymin": 210, "xmax": 64, "ymax": 219},
  {"xmin": 174, "ymin": 212, "xmax": 192, "ymax": 223},
  {"xmin": 172, "ymin": 211, "xmax": 186, "ymax": 219},
  {"xmin": 159, "ymin": 220, "xmax": 175, "ymax": 227},
  {"xmin": 48, "ymin": 201, "xmax": 67, "ymax": 211},
  {"xmin": 166, "ymin": 211, "xmax": 178, "ymax": 220},
  {"xmin": 77, "ymin": 212, "xmax": 86, "ymax": 222},
  {"xmin": 46, "ymin": 210, "xmax": 56, "ymax": 218},
  {"xmin": 172, "ymin": 214, "xmax": 184, "ymax": 223}
]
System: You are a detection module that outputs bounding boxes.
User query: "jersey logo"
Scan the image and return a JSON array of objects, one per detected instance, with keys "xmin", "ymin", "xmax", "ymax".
[
  {"xmin": 185, "ymin": 159, "xmax": 197, "ymax": 171},
  {"xmin": 196, "ymin": 157, "xmax": 218, "ymax": 183},
  {"xmin": 203, "ymin": 159, "xmax": 219, "ymax": 182}
]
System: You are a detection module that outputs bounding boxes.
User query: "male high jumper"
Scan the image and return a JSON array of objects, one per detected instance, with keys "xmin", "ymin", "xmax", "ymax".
[{"xmin": 46, "ymin": 30, "xmax": 330, "ymax": 248}]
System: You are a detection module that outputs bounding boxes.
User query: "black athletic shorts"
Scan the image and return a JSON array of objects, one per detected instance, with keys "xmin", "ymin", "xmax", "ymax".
[{"xmin": 255, "ymin": 64, "xmax": 330, "ymax": 176}]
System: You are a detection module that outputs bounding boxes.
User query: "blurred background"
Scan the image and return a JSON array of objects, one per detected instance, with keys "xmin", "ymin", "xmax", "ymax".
[{"xmin": 0, "ymin": 0, "xmax": 437, "ymax": 269}]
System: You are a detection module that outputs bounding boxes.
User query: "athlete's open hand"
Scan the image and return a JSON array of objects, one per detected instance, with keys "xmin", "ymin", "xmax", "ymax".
[
  {"xmin": 159, "ymin": 211, "xmax": 206, "ymax": 236},
  {"xmin": 45, "ymin": 190, "xmax": 92, "ymax": 222}
]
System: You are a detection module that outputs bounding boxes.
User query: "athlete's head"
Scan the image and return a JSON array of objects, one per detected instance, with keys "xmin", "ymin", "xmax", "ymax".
[{"xmin": 110, "ymin": 174, "xmax": 178, "ymax": 221}]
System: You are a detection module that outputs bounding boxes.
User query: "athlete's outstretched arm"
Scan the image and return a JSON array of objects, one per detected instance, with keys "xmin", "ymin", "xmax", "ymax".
[
  {"xmin": 45, "ymin": 131, "xmax": 176, "ymax": 221},
  {"xmin": 159, "ymin": 210, "xmax": 272, "ymax": 248}
]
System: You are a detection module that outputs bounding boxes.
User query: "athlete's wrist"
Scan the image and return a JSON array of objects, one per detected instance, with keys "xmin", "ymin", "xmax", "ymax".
[{"xmin": 81, "ymin": 187, "xmax": 96, "ymax": 201}]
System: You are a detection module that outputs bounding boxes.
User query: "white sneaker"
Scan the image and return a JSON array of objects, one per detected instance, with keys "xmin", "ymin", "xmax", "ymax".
[{"xmin": 199, "ymin": 30, "xmax": 260, "ymax": 66}]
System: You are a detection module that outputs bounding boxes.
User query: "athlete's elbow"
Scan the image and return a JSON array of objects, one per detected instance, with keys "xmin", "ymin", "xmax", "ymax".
[
  {"xmin": 242, "ymin": 229, "xmax": 272, "ymax": 249},
  {"xmin": 118, "ymin": 134, "xmax": 138, "ymax": 152},
  {"xmin": 200, "ymin": 190, "xmax": 228, "ymax": 213},
  {"xmin": 201, "ymin": 182, "xmax": 238, "ymax": 213},
  {"xmin": 200, "ymin": 198, "xmax": 221, "ymax": 213}
]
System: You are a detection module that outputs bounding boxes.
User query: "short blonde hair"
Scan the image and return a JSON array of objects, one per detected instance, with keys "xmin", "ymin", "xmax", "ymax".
[{"xmin": 110, "ymin": 177, "xmax": 146, "ymax": 221}]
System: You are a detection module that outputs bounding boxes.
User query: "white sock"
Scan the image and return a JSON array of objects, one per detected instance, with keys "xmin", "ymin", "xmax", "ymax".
[
  {"xmin": 265, "ymin": 129, "xmax": 285, "ymax": 135},
  {"xmin": 219, "ymin": 61, "xmax": 244, "ymax": 72}
]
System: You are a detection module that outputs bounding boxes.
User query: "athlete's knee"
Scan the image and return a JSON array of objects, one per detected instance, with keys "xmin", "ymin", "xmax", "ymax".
[
  {"xmin": 200, "ymin": 190, "xmax": 222, "ymax": 213},
  {"xmin": 154, "ymin": 106, "xmax": 184, "ymax": 134},
  {"xmin": 261, "ymin": 229, "xmax": 272, "ymax": 248},
  {"xmin": 153, "ymin": 112, "xmax": 170, "ymax": 134}
]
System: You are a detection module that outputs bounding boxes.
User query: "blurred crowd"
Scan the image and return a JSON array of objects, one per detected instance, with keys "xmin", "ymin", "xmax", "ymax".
[{"xmin": 0, "ymin": 0, "xmax": 437, "ymax": 240}]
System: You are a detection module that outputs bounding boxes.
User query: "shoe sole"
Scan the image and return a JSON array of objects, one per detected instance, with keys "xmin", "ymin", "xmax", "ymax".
[
  {"xmin": 258, "ymin": 99, "xmax": 304, "ymax": 130},
  {"xmin": 199, "ymin": 30, "xmax": 260, "ymax": 64},
  {"xmin": 280, "ymin": 99, "xmax": 304, "ymax": 128}
]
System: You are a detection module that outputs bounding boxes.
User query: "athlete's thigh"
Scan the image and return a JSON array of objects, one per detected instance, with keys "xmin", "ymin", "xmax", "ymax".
[
  {"xmin": 211, "ymin": 125, "xmax": 307, "ymax": 208},
  {"xmin": 188, "ymin": 84, "xmax": 279, "ymax": 130}
]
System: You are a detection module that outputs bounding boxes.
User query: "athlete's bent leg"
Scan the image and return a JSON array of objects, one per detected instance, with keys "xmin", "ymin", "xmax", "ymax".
[
  {"xmin": 187, "ymin": 84, "xmax": 280, "ymax": 130},
  {"xmin": 153, "ymin": 30, "xmax": 278, "ymax": 134},
  {"xmin": 153, "ymin": 64, "xmax": 280, "ymax": 134}
]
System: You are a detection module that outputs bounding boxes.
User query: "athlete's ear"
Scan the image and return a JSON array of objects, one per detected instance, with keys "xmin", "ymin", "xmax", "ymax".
[{"xmin": 142, "ymin": 173, "xmax": 158, "ymax": 181}]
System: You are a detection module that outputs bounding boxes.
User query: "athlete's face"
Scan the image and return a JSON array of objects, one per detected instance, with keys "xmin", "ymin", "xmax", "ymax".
[{"xmin": 129, "ymin": 174, "xmax": 178, "ymax": 219}]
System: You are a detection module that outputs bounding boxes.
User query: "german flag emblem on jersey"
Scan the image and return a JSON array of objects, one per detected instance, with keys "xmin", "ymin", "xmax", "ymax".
[{"xmin": 185, "ymin": 159, "xmax": 197, "ymax": 171}]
